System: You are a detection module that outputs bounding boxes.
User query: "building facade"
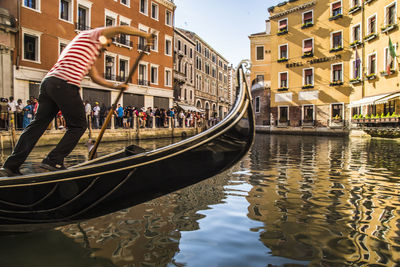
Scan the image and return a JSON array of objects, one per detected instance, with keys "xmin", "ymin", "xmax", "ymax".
[
  {"xmin": 178, "ymin": 28, "xmax": 231, "ymax": 120},
  {"xmin": 268, "ymin": 0, "xmax": 351, "ymax": 128},
  {"xmin": 173, "ymin": 28, "xmax": 196, "ymax": 110},
  {"xmin": 249, "ymin": 20, "xmax": 272, "ymax": 126},
  {"xmin": 3, "ymin": 0, "xmax": 175, "ymax": 109}
]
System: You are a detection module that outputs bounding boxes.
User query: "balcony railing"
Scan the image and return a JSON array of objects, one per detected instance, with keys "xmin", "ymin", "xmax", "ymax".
[
  {"xmin": 138, "ymin": 43, "xmax": 150, "ymax": 52},
  {"xmin": 113, "ymin": 36, "xmax": 133, "ymax": 48},
  {"xmin": 75, "ymin": 23, "xmax": 91, "ymax": 31},
  {"xmin": 138, "ymin": 79, "xmax": 150, "ymax": 86},
  {"xmin": 104, "ymin": 74, "xmax": 127, "ymax": 82}
]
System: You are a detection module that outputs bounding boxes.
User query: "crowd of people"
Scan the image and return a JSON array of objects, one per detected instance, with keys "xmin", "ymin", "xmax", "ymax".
[
  {"xmin": 83, "ymin": 101, "xmax": 206, "ymax": 130},
  {"xmin": 0, "ymin": 96, "xmax": 208, "ymax": 131}
]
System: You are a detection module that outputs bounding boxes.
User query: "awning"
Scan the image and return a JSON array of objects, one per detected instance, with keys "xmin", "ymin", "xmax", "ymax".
[
  {"xmin": 348, "ymin": 93, "xmax": 391, "ymax": 107},
  {"xmin": 177, "ymin": 103, "xmax": 204, "ymax": 113},
  {"xmin": 375, "ymin": 92, "xmax": 400, "ymax": 104}
]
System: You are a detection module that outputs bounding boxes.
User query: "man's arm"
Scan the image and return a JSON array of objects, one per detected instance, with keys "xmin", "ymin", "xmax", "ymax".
[
  {"xmin": 101, "ymin": 25, "xmax": 154, "ymax": 43},
  {"xmin": 88, "ymin": 66, "xmax": 128, "ymax": 90}
]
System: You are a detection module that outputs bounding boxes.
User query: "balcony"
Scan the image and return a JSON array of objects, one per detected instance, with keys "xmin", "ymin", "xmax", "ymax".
[
  {"xmin": 138, "ymin": 79, "xmax": 150, "ymax": 86},
  {"xmin": 174, "ymin": 71, "xmax": 186, "ymax": 84},
  {"xmin": 113, "ymin": 36, "xmax": 133, "ymax": 48},
  {"xmin": 75, "ymin": 23, "xmax": 91, "ymax": 31},
  {"xmin": 137, "ymin": 43, "xmax": 150, "ymax": 52}
]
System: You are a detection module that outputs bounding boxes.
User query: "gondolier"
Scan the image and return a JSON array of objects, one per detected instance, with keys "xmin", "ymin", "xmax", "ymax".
[{"xmin": 0, "ymin": 25, "xmax": 154, "ymax": 177}]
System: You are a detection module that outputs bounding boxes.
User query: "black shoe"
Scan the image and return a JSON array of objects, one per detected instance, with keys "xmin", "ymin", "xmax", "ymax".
[
  {"xmin": 40, "ymin": 158, "xmax": 67, "ymax": 171},
  {"xmin": 0, "ymin": 167, "xmax": 22, "ymax": 177}
]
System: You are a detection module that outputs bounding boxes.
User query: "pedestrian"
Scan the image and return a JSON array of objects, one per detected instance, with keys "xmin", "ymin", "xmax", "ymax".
[
  {"xmin": 0, "ymin": 25, "xmax": 154, "ymax": 176},
  {"xmin": 16, "ymin": 99, "xmax": 24, "ymax": 129},
  {"xmin": 22, "ymin": 100, "xmax": 33, "ymax": 129},
  {"xmin": 116, "ymin": 104, "xmax": 124, "ymax": 128},
  {"xmin": 146, "ymin": 107, "xmax": 152, "ymax": 128},
  {"xmin": 92, "ymin": 102, "xmax": 100, "ymax": 129},
  {"xmin": 99, "ymin": 103, "xmax": 107, "ymax": 127}
]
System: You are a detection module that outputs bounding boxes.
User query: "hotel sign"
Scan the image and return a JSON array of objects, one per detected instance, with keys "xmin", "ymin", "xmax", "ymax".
[{"xmin": 286, "ymin": 55, "xmax": 341, "ymax": 68}]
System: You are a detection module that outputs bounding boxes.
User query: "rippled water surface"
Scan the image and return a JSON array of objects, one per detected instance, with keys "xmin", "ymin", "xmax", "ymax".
[{"xmin": 1, "ymin": 134, "xmax": 400, "ymax": 266}]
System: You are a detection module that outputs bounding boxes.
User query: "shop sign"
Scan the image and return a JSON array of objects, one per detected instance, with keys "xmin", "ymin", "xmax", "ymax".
[{"xmin": 286, "ymin": 55, "xmax": 341, "ymax": 68}]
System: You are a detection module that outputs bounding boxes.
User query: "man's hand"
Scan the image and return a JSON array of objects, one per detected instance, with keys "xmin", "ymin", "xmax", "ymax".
[{"xmin": 114, "ymin": 83, "xmax": 129, "ymax": 91}]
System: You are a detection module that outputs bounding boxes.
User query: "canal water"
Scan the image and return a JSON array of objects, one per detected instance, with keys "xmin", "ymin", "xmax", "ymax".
[{"xmin": 0, "ymin": 134, "xmax": 399, "ymax": 266}]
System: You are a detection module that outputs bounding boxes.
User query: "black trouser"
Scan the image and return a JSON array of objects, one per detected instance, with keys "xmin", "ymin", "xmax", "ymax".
[{"xmin": 4, "ymin": 77, "xmax": 87, "ymax": 171}]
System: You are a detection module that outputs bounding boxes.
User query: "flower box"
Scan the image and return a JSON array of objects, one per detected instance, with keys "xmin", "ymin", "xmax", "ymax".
[
  {"xmin": 348, "ymin": 5, "xmax": 361, "ymax": 15},
  {"xmin": 366, "ymin": 74, "xmax": 376, "ymax": 80},
  {"xmin": 330, "ymin": 81, "xmax": 343, "ymax": 86},
  {"xmin": 381, "ymin": 24, "xmax": 398, "ymax": 33},
  {"xmin": 277, "ymin": 58, "xmax": 288, "ymax": 63},
  {"xmin": 364, "ymin": 33, "xmax": 378, "ymax": 42},
  {"xmin": 277, "ymin": 29, "xmax": 288, "ymax": 36},
  {"xmin": 330, "ymin": 47, "xmax": 343, "ymax": 53},
  {"xmin": 350, "ymin": 78, "xmax": 361, "ymax": 84},
  {"xmin": 380, "ymin": 70, "xmax": 396, "ymax": 76},
  {"xmin": 365, "ymin": 0, "xmax": 375, "ymax": 4},
  {"xmin": 350, "ymin": 41, "xmax": 362, "ymax": 48},
  {"xmin": 302, "ymin": 84, "xmax": 314, "ymax": 89},
  {"xmin": 302, "ymin": 52, "xmax": 313, "ymax": 58},
  {"xmin": 301, "ymin": 22, "xmax": 313, "ymax": 29},
  {"xmin": 277, "ymin": 87, "xmax": 288, "ymax": 91},
  {"xmin": 329, "ymin": 14, "xmax": 343, "ymax": 21}
]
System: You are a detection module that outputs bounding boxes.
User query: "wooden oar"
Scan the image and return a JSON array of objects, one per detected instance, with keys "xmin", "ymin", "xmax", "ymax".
[{"xmin": 88, "ymin": 46, "xmax": 149, "ymax": 160}]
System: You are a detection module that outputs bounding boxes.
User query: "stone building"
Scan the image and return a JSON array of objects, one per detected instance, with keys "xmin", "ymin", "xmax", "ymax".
[
  {"xmin": 0, "ymin": 7, "xmax": 17, "ymax": 98},
  {"xmin": 173, "ymin": 28, "xmax": 197, "ymax": 111},
  {"xmin": 2, "ymin": 0, "xmax": 176, "ymax": 109},
  {"xmin": 268, "ymin": 0, "xmax": 351, "ymax": 128},
  {"xmin": 249, "ymin": 20, "xmax": 272, "ymax": 126},
  {"xmin": 178, "ymin": 28, "xmax": 231, "ymax": 120}
]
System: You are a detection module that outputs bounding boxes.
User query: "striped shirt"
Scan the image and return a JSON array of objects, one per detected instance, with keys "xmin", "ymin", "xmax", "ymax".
[{"xmin": 46, "ymin": 28, "xmax": 103, "ymax": 87}]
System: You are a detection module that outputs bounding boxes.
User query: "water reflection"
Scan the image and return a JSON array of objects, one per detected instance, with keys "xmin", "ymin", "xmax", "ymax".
[
  {"xmin": 247, "ymin": 135, "xmax": 400, "ymax": 266},
  {"xmin": 1, "ymin": 135, "xmax": 400, "ymax": 266}
]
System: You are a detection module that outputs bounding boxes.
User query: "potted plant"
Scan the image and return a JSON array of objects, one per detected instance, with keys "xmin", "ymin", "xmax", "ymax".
[
  {"xmin": 302, "ymin": 51, "xmax": 313, "ymax": 58},
  {"xmin": 350, "ymin": 40, "xmax": 362, "ymax": 48},
  {"xmin": 329, "ymin": 13, "xmax": 343, "ymax": 21},
  {"xmin": 277, "ymin": 29, "xmax": 288, "ymax": 35},
  {"xmin": 301, "ymin": 22, "xmax": 313, "ymax": 29},
  {"xmin": 330, "ymin": 46, "xmax": 343, "ymax": 52},
  {"xmin": 332, "ymin": 114, "xmax": 342, "ymax": 122}
]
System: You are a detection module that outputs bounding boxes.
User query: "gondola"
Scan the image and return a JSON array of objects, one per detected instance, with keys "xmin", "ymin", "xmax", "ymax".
[{"xmin": 0, "ymin": 62, "xmax": 255, "ymax": 232}]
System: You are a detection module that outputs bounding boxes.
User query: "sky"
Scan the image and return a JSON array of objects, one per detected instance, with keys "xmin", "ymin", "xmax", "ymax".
[{"xmin": 173, "ymin": 0, "xmax": 281, "ymax": 67}]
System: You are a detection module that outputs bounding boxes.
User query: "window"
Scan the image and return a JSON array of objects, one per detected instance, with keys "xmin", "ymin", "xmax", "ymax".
[
  {"xmin": 303, "ymin": 105, "xmax": 314, "ymax": 122},
  {"xmin": 60, "ymin": 0, "xmax": 72, "ymax": 22},
  {"xmin": 190, "ymin": 48, "xmax": 193, "ymax": 58},
  {"xmin": 138, "ymin": 24, "xmax": 148, "ymax": 51},
  {"xmin": 151, "ymin": 65, "xmax": 158, "ymax": 84},
  {"xmin": 350, "ymin": 0, "xmax": 360, "ymax": 8},
  {"xmin": 303, "ymin": 39, "xmax": 313, "ymax": 55},
  {"xmin": 278, "ymin": 18, "xmax": 288, "ymax": 32},
  {"xmin": 140, "ymin": 0, "xmax": 148, "ymax": 15},
  {"xmin": 119, "ymin": 58, "xmax": 128, "ymax": 82},
  {"xmin": 165, "ymin": 68, "xmax": 172, "ymax": 87},
  {"xmin": 23, "ymin": 0, "xmax": 40, "ymax": 11},
  {"xmin": 77, "ymin": 1, "xmax": 91, "ymax": 31},
  {"xmin": 279, "ymin": 44, "xmax": 288, "ymax": 59},
  {"xmin": 106, "ymin": 16, "xmax": 115, "ymax": 27},
  {"xmin": 279, "ymin": 72, "xmax": 288, "ymax": 88},
  {"xmin": 303, "ymin": 68, "xmax": 313, "ymax": 85},
  {"xmin": 255, "ymin": 97, "xmax": 260, "ymax": 113},
  {"xmin": 331, "ymin": 1, "xmax": 342, "ymax": 16},
  {"xmin": 105, "ymin": 54, "xmax": 116, "ymax": 80},
  {"xmin": 331, "ymin": 104, "xmax": 343, "ymax": 119},
  {"xmin": 332, "ymin": 31, "xmax": 342, "ymax": 49},
  {"xmin": 121, "ymin": 0, "xmax": 130, "ymax": 7},
  {"xmin": 23, "ymin": 28, "xmax": 42, "ymax": 62},
  {"xmin": 367, "ymin": 53, "xmax": 376, "ymax": 74},
  {"xmin": 166, "ymin": 10, "xmax": 173, "ymax": 26},
  {"xmin": 119, "ymin": 18, "xmax": 131, "ymax": 47},
  {"xmin": 256, "ymin": 46, "xmax": 264, "ymax": 60},
  {"xmin": 184, "ymin": 44, "xmax": 187, "ymax": 55},
  {"xmin": 332, "ymin": 63, "xmax": 343, "ymax": 82},
  {"xmin": 138, "ymin": 63, "xmax": 148, "ymax": 85},
  {"xmin": 177, "ymin": 40, "xmax": 181, "ymax": 51},
  {"xmin": 165, "ymin": 35, "xmax": 172, "ymax": 56},
  {"xmin": 105, "ymin": 9, "xmax": 117, "ymax": 27},
  {"xmin": 58, "ymin": 39, "xmax": 69, "ymax": 55},
  {"xmin": 196, "ymin": 41, "xmax": 202, "ymax": 53},
  {"xmin": 367, "ymin": 15, "xmax": 377, "ymax": 35},
  {"xmin": 352, "ymin": 24, "xmax": 361, "ymax": 42},
  {"xmin": 151, "ymin": 3, "xmax": 158, "ymax": 20},
  {"xmin": 151, "ymin": 31, "xmax": 159, "ymax": 51},
  {"xmin": 385, "ymin": 2, "xmax": 397, "ymax": 26},
  {"xmin": 303, "ymin": 11, "xmax": 313, "ymax": 25}
]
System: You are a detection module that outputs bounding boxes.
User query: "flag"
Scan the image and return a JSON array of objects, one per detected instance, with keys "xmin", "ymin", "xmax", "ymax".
[
  {"xmin": 354, "ymin": 49, "xmax": 360, "ymax": 78},
  {"xmin": 387, "ymin": 37, "xmax": 396, "ymax": 74}
]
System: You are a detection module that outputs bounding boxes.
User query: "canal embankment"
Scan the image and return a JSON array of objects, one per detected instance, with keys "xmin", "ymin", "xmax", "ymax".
[{"xmin": 0, "ymin": 127, "xmax": 199, "ymax": 150}]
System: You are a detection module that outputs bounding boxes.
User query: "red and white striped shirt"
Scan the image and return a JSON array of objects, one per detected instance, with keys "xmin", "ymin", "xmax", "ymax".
[{"xmin": 46, "ymin": 28, "xmax": 103, "ymax": 87}]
